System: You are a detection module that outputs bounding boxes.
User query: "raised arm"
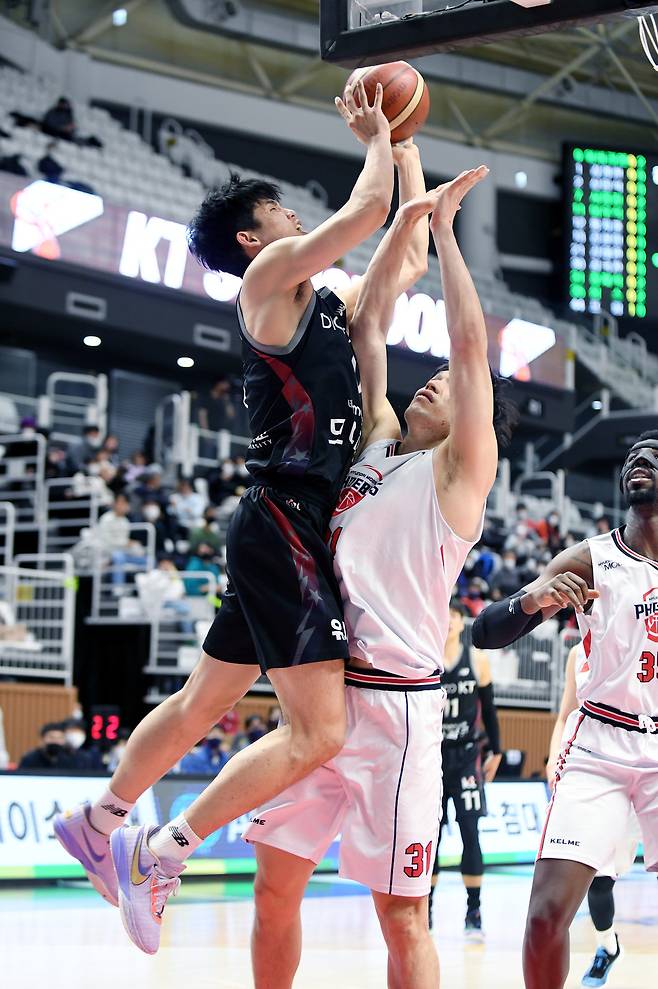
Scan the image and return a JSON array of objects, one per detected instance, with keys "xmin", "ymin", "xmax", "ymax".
[
  {"xmin": 471, "ymin": 540, "xmax": 598, "ymax": 650},
  {"xmin": 243, "ymin": 81, "xmax": 393, "ymax": 306},
  {"xmin": 429, "ymin": 167, "xmax": 495, "ymax": 540},
  {"xmin": 348, "ymin": 149, "xmax": 432, "ymax": 446}
]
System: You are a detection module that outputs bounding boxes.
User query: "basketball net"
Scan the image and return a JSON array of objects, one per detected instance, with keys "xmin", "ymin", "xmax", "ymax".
[{"xmin": 638, "ymin": 14, "xmax": 658, "ymax": 70}]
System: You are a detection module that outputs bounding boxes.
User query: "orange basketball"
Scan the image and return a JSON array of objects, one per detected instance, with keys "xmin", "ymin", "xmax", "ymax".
[{"xmin": 344, "ymin": 61, "xmax": 430, "ymax": 143}]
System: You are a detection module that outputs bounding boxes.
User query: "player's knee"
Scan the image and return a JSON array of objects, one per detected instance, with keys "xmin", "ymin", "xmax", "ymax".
[
  {"xmin": 253, "ymin": 865, "xmax": 302, "ymax": 926},
  {"xmin": 290, "ymin": 718, "xmax": 346, "ymax": 771},
  {"xmin": 378, "ymin": 897, "xmax": 429, "ymax": 953},
  {"xmin": 525, "ymin": 891, "xmax": 570, "ymax": 946}
]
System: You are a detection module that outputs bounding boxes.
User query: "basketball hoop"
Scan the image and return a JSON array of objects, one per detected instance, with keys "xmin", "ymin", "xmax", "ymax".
[{"xmin": 638, "ymin": 13, "xmax": 658, "ymax": 70}]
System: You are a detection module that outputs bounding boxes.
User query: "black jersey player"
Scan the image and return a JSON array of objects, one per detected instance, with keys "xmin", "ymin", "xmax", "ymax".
[
  {"xmin": 429, "ymin": 598, "xmax": 502, "ymax": 937},
  {"xmin": 54, "ymin": 84, "xmax": 432, "ymax": 954}
]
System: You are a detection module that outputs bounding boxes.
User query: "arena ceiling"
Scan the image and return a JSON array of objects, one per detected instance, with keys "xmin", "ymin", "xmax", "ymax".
[{"xmin": 6, "ymin": 0, "xmax": 658, "ymax": 161}]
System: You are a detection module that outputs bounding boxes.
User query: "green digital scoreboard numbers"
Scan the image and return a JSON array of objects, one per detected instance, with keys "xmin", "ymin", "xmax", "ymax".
[{"xmin": 565, "ymin": 145, "xmax": 653, "ymax": 320}]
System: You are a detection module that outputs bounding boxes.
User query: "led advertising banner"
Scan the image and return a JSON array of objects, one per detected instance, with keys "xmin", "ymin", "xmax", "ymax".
[
  {"xmin": 564, "ymin": 144, "xmax": 657, "ymax": 321},
  {"xmin": 0, "ymin": 773, "xmax": 550, "ymax": 880},
  {"xmin": 0, "ymin": 174, "xmax": 569, "ymax": 389}
]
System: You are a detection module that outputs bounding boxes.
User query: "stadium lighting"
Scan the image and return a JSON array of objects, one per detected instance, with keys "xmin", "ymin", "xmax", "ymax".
[
  {"xmin": 112, "ymin": 8, "xmax": 128, "ymax": 26},
  {"xmin": 514, "ymin": 170, "xmax": 528, "ymax": 189},
  {"xmin": 510, "ymin": 0, "xmax": 552, "ymax": 7},
  {"xmin": 177, "ymin": 357, "xmax": 195, "ymax": 368},
  {"xmin": 592, "ymin": 399, "xmax": 603, "ymax": 410},
  {"xmin": 83, "ymin": 335, "xmax": 102, "ymax": 348}
]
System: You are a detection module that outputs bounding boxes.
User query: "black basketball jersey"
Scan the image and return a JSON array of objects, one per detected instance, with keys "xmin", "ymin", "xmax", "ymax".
[
  {"xmin": 237, "ymin": 286, "xmax": 362, "ymax": 510},
  {"xmin": 441, "ymin": 645, "xmax": 480, "ymax": 747}
]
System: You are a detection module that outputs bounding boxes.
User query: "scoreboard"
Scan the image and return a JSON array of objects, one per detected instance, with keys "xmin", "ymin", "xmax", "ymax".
[{"xmin": 565, "ymin": 145, "xmax": 655, "ymax": 321}]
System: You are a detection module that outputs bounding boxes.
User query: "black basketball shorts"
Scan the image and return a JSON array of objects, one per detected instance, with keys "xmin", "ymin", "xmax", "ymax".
[
  {"xmin": 203, "ymin": 485, "xmax": 350, "ymax": 672},
  {"xmin": 441, "ymin": 743, "xmax": 486, "ymax": 822}
]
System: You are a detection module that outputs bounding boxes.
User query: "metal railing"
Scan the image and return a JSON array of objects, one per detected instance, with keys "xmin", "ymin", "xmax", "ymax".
[
  {"xmin": 0, "ymin": 554, "xmax": 75, "ymax": 684},
  {"xmin": 44, "ymin": 372, "xmax": 108, "ymax": 444},
  {"xmin": 487, "ymin": 458, "xmax": 511, "ymax": 520},
  {"xmin": 0, "ymin": 502, "xmax": 15, "ymax": 566},
  {"xmin": 89, "ymin": 522, "xmax": 156, "ymax": 623},
  {"xmin": 0, "ymin": 432, "xmax": 45, "ymax": 530},
  {"xmin": 38, "ymin": 477, "xmax": 101, "ymax": 558},
  {"xmin": 154, "ymin": 392, "xmax": 192, "ymax": 479}
]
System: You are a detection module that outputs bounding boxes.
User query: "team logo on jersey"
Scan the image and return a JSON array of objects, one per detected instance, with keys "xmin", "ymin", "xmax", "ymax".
[
  {"xmin": 332, "ymin": 464, "xmax": 383, "ymax": 516},
  {"xmin": 634, "ymin": 586, "xmax": 658, "ymax": 642},
  {"xmin": 598, "ymin": 559, "xmax": 621, "ymax": 571}
]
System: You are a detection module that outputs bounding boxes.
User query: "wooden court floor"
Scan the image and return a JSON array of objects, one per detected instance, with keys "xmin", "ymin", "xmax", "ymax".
[{"xmin": 2, "ymin": 865, "xmax": 656, "ymax": 987}]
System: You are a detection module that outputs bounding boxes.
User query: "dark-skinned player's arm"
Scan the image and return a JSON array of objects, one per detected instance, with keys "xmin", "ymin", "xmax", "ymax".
[
  {"xmin": 546, "ymin": 644, "xmax": 579, "ymax": 789},
  {"xmin": 338, "ymin": 139, "xmax": 429, "ymax": 323},
  {"xmin": 471, "ymin": 540, "xmax": 599, "ymax": 649},
  {"xmin": 242, "ymin": 81, "xmax": 393, "ymax": 305},
  {"xmin": 430, "ymin": 167, "xmax": 496, "ymax": 542},
  {"xmin": 347, "ymin": 173, "xmax": 436, "ymax": 449}
]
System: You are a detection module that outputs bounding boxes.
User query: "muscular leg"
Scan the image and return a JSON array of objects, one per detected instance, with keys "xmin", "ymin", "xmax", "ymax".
[
  {"xmin": 523, "ymin": 859, "xmax": 595, "ymax": 989},
  {"xmin": 110, "ymin": 653, "xmax": 259, "ymax": 803},
  {"xmin": 372, "ymin": 891, "xmax": 440, "ymax": 989},
  {"xmin": 183, "ymin": 660, "xmax": 346, "ymax": 837},
  {"xmin": 252, "ymin": 844, "xmax": 316, "ymax": 989}
]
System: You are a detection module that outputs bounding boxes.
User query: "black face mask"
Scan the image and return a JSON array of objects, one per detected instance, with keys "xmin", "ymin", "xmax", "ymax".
[
  {"xmin": 248, "ymin": 729, "xmax": 263, "ymax": 743},
  {"xmin": 620, "ymin": 441, "xmax": 658, "ymax": 492},
  {"xmin": 205, "ymin": 737, "xmax": 221, "ymax": 751},
  {"xmin": 45, "ymin": 743, "xmax": 63, "ymax": 758}
]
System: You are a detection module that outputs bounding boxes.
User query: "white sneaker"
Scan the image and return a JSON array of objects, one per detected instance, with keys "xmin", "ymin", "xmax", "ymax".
[
  {"xmin": 111, "ymin": 825, "xmax": 184, "ymax": 955},
  {"xmin": 53, "ymin": 803, "xmax": 119, "ymax": 906}
]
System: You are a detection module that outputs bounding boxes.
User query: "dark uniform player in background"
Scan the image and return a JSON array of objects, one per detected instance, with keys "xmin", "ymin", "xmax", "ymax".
[
  {"xmin": 429, "ymin": 598, "xmax": 502, "ymax": 937},
  {"xmin": 55, "ymin": 83, "xmax": 407, "ymax": 955}
]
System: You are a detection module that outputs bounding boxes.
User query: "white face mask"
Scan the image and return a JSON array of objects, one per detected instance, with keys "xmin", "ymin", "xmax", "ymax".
[
  {"xmin": 143, "ymin": 505, "xmax": 160, "ymax": 522},
  {"xmin": 66, "ymin": 731, "xmax": 85, "ymax": 750}
]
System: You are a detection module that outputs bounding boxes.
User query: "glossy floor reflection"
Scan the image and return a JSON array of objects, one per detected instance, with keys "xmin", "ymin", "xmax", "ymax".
[{"xmin": 1, "ymin": 865, "xmax": 656, "ymax": 987}]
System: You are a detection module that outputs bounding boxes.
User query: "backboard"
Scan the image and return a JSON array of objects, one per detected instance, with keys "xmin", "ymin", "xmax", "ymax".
[{"xmin": 320, "ymin": 1, "xmax": 658, "ymax": 66}]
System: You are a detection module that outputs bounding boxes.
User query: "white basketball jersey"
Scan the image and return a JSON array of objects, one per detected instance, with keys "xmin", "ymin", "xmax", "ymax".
[
  {"xmin": 328, "ymin": 438, "xmax": 482, "ymax": 679},
  {"xmin": 576, "ymin": 528, "xmax": 658, "ymax": 714}
]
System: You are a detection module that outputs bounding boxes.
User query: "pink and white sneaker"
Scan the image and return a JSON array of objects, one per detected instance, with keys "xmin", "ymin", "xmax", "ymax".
[
  {"xmin": 111, "ymin": 825, "xmax": 184, "ymax": 955},
  {"xmin": 53, "ymin": 803, "xmax": 119, "ymax": 906}
]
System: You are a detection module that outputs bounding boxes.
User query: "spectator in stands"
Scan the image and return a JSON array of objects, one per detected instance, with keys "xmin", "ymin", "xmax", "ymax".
[
  {"xmin": 461, "ymin": 577, "xmax": 490, "ymax": 618},
  {"xmin": 94, "ymin": 492, "xmax": 147, "ymax": 585},
  {"xmin": 45, "ymin": 444, "xmax": 68, "ymax": 480},
  {"xmin": 230, "ymin": 714, "xmax": 266, "ymax": 756},
  {"xmin": 489, "ymin": 550, "xmax": 522, "ymax": 600},
  {"xmin": 37, "ymin": 141, "xmax": 64, "ymax": 183},
  {"xmin": 198, "ymin": 376, "xmax": 236, "ymax": 432},
  {"xmin": 188, "ymin": 507, "xmax": 223, "ymax": 557},
  {"xmin": 42, "ymin": 97, "xmax": 77, "ymax": 141},
  {"xmin": 529, "ymin": 509, "xmax": 562, "ymax": 554},
  {"xmin": 135, "ymin": 497, "xmax": 177, "ymax": 555},
  {"xmin": 233, "ymin": 454, "xmax": 254, "ymax": 487},
  {"xmin": 101, "ymin": 434, "xmax": 121, "ymax": 467},
  {"xmin": 18, "ymin": 721, "xmax": 88, "ymax": 770},
  {"xmin": 267, "ymin": 705, "xmax": 282, "ymax": 732},
  {"xmin": 207, "ymin": 457, "xmax": 237, "ymax": 506},
  {"xmin": 154, "ymin": 558, "xmax": 194, "ymax": 633},
  {"xmin": 170, "ymin": 478, "xmax": 206, "ymax": 532},
  {"xmin": 63, "ymin": 718, "xmax": 103, "ymax": 770},
  {"xmin": 67, "ymin": 424, "xmax": 103, "ymax": 473},
  {"xmin": 183, "ymin": 542, "xmax": 222, "ymax": 596},
  {"xmin": 106, "ymin": 728, "xmax": 131, "ymax": 773},
  {"xmin": 595, "ymin": 515, "xmax": 611, "ymax": 535},
  {"xmin": 135, "ymin": 464, "xmax": 169, "ymax": 508},
  {"xmin": 123, "ymin": 450, "xmax": 148, "ymax": 485},
  {"xmin": 179, "ymin": 725, "xmax": 229, "ymax": 776},
  {"xmin": 218, "ymin": 708, "xmax": 240, "ymax": 736}
]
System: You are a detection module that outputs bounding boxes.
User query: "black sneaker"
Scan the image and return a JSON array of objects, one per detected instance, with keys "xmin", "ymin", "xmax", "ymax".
[
  {"xmin": 581, "ymin": 935, "xmax": 621, "ymax": 987},
  {"xmin": 464, "ymin": 907, "xmax": 484, "ymax": 941}
]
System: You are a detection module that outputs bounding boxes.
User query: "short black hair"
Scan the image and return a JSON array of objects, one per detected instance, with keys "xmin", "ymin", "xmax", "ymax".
[
  {"xmin": 187, "ymin": 173, "xmax": 281, "ymax": 277},
  {"xmin": 83, "ymin": 425, "xmax": 100, "ymax": 435},
  {"xmin": 40, "ymin": 721, "xmax": 65, "ymax": 736},
  {"xmin": 449, "ymin": 596, "xmax": 468, "ymax": 617},
  {"xmin": 433, "ymin": 360, "xmax": 518, "ymax": 449}
]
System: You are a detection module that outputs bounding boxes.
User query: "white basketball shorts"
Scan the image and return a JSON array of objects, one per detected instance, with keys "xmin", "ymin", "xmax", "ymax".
[
  {"xmin": 539, "ymin": 703, "xmax": 658, "ymax": 873},
  {"xmin": 243, "ymin": 665, "xmax": 446, "ymax": 896}
]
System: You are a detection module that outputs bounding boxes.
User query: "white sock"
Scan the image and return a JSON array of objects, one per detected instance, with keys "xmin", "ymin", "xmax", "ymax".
[
  {"xmin": 89, "ymin": 788, "xmax": 135, "ymax": 836},
  {"xmin": 148, "ymin": 814, "xmax": 202, "ymax": 864},
  {"xmin": 597, "ymin": 927, "xmax": 618, "ymax": 956}
]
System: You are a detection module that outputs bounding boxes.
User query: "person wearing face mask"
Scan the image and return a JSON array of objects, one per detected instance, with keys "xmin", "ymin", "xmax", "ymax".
[
  {"xmin": 67, "ymin": 425, "xmax": 103, "ymax": 474},
  {"xmin": 183, "ymin": 542, "xmax": 222, "ymax": 596},
  {"xmin": 137, "ymin": 497, "xmax": 178, "ymax": 555},
  {"xmin": 179, "ymin": 726, "xmax": 229, "ymax": 776},
  {"xmin": 19, "ymin": 722, "xmax": 81, "ymax": 770},
  {"xmin": 230, "ymin": 714, "xmax": 266, "ymax": 756},
  {"xmin": 489, "ymin": 550, "xmax": 522, "ymax": 599}
]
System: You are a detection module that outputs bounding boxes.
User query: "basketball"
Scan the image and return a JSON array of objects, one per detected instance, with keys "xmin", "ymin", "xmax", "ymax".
[{"xmin": 344, "ymin": 61, "xmax": 430, "ymax": 143}]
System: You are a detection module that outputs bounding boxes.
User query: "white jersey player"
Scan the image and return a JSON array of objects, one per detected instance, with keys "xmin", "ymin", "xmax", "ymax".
[
  {"xmin": 244, "ymin": 160, "xmax": 517, "ymax": 989},
  {"xmin": 472, "ymin": 432, "xmax": 658, "ymax": 989}
]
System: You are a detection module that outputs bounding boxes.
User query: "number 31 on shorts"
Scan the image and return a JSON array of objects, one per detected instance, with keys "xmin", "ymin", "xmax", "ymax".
[{"xmin": 403, "ymin": 841, "xmax": 433, "ymax": 878}]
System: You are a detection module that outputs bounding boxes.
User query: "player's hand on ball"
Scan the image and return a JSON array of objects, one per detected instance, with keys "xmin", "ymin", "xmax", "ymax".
[
  {"xmin": 483, "ymin": 752, "xmax": 502, "ymax": 783},
  {"xmin": 522, "ymin": 572, "xmax": 599, "ymax": 615},
  {"xmin": 335, "ymin": 80, "xmax": 389, "ymax": 145},
  {"xmin": 428, "ymin": 166, "xmax": 490, "ymax": 230}
]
